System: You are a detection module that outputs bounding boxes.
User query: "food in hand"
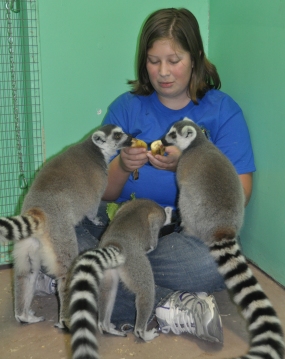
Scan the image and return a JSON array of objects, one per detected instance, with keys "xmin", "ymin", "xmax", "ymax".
[
  {"xmin": 150, "ymin": 140, "xmax": 165, "ymax": 156},
  {"xmin": 131, "ymin": 139, "xmax": 148, "ymax": 180},
  {"xmin": 131, "ymin": 138, "xmax": 148, "ymax": 149}
]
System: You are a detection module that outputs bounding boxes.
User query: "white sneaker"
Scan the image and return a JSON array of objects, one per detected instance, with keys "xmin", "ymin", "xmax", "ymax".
[
  {"xmin": 155, "ymin": 291, "xmax": 223, "ymax": 343},
  {"xmin": 35, "ymin": 271, "xmax": 57, "ymax": 296}
]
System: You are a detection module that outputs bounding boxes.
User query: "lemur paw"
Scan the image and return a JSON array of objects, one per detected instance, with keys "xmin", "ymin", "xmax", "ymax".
[
  {"xmin": 15, "ymin": 312, "xmax": 45, "ymax": 324},
  {"xmin": 99, "ymin": 322, "xmax": 127, "ymax": 337},
  {"xmin": 164, "ymin": 207, "xmax": 173, "ymax": 225},
  {"xmin": 135, "ymin": 327, "xmax": 159, "ymax": 341}
]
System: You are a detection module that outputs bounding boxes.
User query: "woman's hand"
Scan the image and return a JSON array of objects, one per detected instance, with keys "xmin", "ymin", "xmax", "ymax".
[
  {"xmin": 147, "ymin": 145, "xmax": 181, "ymax": 172},
  {"xmin": 119, "ymin": 147, "xmax": 148, "ymax": 172}
]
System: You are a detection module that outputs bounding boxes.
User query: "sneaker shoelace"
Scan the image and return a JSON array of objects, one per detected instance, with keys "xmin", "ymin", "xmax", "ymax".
[
  {"xmin": 157, "ymin": 292, "xmax": 223, "ymax": 343},
  {"xmin": 162, "ymin": 294, "xmax": 198, "ymax": 335}
]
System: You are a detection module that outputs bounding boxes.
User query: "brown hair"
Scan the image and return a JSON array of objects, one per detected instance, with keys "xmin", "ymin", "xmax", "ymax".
[{"xmin": 128, "ymin": 8, "xmax": 221, "ymax": 104}]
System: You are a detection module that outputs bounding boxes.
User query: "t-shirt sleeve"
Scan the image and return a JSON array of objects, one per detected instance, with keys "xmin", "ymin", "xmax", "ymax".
[
  {"xmin": 102, "ymin": 93, "xmax": 131, "ymax": 132},
  {"xmin": 212, "ymin": 96, "xmax": 256, "ymax": 174}
]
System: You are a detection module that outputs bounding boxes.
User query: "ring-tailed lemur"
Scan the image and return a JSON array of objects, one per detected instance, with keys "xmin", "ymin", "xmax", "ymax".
[
  {"xmin": 68, "ymin": 199, "xmax": 170, "ymax": 359},
  {"xmin": 161, "ymin": 118, "xmax": 284, "ymax": 359},
  {"xmin": 0, "ymin": 124, "xmax": 132, "ymax": 328}
]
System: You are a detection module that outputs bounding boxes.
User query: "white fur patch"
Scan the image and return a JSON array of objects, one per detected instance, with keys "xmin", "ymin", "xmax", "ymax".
[
  {"xmin": 70, "ymin": 310, "xmax": 97, "ymax": 329},
  {"xmin": 92, "ymin": 126, "xmax": 130, "ymax": 164},
  {"xmin": 13, "ymin": 238, "xmax": 40, "ymax": 274},
  {"xmin": 70, "ymin": 271, "xmax": 99, "ymax": 290},
  {"xmin": 248, "ymin": 315, "xmax": 282, "ymax": 331},
  {"xmin": 242, "ymin": 298, "xmax": 273, "ymax": 320},
  {"xmin": 69, "ymin": 290, "xmax": 97, "ymax": 309},
  {"xmin": 73, "ymin": 344, "xmax": 97, "ymax": 359},
  {"xmin": 164, "ymin": 206, "xmax": 173, "ymax": 225},
  {"xmin": 224, "ymin": 267, "xmax": 253, "ymax": 289},
  {"xmin": 218, "ymin": 254, "xmax": 247, "ymax": 276},
  {"xmin": 233, "ymin": 283, "xmax": 263, "ymax": 304},
  {"xmin": 249, "ymin": 335, "xmax": 283, "ymax": 359},
  {"xmin": 210, "ymin": 242, "xmax": 240, "ymax": 259}
]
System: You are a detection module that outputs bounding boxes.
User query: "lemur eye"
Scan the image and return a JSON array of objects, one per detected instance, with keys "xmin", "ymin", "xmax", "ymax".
[
  {"xmin": 113, "ymin": 132, "xmax": 122, "ymax": 139},
  {"xmin": 170, "ymin": 131, "xmax": 176, "ymax": 139}
]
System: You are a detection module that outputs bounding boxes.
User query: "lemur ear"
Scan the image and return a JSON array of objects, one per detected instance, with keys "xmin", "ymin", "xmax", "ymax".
[
  {"xmin": 182, "ymin": 117, "xmax": 193, "ymax": 123},
  {"xmin": 92, "ymin": 131, "xmax": 106, "ymax": 145},
  {"xmin": 181, "ymin": 125, "xmax": 196, "ymax": 139}
]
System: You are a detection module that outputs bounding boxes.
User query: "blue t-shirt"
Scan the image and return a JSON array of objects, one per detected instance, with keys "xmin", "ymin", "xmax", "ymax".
[{"xmin": 103, "ymin": 89, "xmax": 256, "ymax": 208}]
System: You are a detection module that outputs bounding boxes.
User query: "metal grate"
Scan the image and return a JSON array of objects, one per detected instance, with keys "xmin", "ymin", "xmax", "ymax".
[{"xmin": 0, "ymin": 0, "xmax": 43, "ymax": 265}]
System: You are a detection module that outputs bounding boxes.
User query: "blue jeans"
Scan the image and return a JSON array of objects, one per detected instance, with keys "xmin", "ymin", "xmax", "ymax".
[{"xmin": 75, "ymin": 201, "xmax": 226, "ymax": 329}]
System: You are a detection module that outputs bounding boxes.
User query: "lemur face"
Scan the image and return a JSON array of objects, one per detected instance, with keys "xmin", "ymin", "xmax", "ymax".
[
  {"xmin": 162, "ymin": 118, "xmax": 197, "ymax": 151},
  {"xmin": 92, "ymin": 125, "xmax": 132, "ymax": 157}
]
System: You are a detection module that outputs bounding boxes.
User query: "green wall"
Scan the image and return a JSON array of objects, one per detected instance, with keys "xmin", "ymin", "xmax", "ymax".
[
  {"xmin": 37, "ymin": 0, "xmax": 209, "ymax": 158},
  {"xmin": 209, "ymin": 0, "xmax": 285, "ymax": 285}
]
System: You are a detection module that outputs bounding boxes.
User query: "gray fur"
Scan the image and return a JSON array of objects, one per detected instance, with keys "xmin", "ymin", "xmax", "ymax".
[
  {"xmin": 162, "ymin": 118, "xmax": 284, "ymax": 359},
  {"xmin": 68, "ymin": 199, "xmax": 168, "ymax": 359},
  {"xmin": 163, "ymin": 118, "xmax": 244, "ymax": 244},
  {"xmin": 0, "ymin": 124, "xmax": 132, "ymax": 328}
]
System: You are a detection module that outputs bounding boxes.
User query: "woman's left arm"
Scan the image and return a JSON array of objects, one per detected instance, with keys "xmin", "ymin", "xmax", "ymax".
[{"xmin": 239, "ymin": 172, "xmax": 253, "ymax": 207}]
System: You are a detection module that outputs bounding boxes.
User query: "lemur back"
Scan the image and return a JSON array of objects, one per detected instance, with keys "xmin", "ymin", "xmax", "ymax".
[
  {"xmin": 0, "ymin": 124, "xmax": 132, "ymax": 328},
  {"xmin": 162, "ymin": 118, "xmax": 284, "ymax": 359},
  {"xmin": 68, "ymin": 199, "xmax": 168, "ymax": 359}
]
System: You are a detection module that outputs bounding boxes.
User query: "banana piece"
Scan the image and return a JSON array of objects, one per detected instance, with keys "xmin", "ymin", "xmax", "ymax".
[
  {"xmin": 131, "ymin": 138, "xmax": 148, "ymax": 149},
  {"xmin": 150, "ymin": 140, "xmax": 165, "ymax": 156},
  {"xmin": 131, "ymin": 139, "xmax": 148, "ymax": 180}
]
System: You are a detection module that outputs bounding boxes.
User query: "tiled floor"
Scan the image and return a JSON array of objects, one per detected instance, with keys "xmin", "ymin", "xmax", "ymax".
[{"xmin": 0, "ymin": 264, "xmax": 284, "ymax": 359}]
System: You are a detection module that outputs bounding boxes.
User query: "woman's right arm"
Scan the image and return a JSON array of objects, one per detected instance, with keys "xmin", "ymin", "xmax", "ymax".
[{"xmin": 102, "ymin": 146, "xmax": 148, "ymax": 201}]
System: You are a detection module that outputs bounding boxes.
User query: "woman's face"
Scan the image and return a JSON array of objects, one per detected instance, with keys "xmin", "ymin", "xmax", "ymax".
[{"xmin": 146, "ymin": 38, "xmax": 193, "ymax": 109}]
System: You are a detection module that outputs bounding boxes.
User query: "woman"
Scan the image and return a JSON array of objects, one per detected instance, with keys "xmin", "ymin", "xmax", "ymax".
[{"xmin": 89, "ymin": 7, "xmax": 255, "ymax": 342}]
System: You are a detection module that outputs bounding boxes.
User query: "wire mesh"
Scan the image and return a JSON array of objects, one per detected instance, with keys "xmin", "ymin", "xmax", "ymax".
[{"xmin": 0, "ymin": 0, "xmax": 43, "ymax": 265}]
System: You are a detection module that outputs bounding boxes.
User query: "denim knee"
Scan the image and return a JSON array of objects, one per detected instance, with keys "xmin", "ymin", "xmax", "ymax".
[
  {"xmin": 75, "ymin": 201, "xmax": 110, "ymax": 253},
  {"xmin": 148, "ymin": 231, "xmax": 226, "ymax": 293}
]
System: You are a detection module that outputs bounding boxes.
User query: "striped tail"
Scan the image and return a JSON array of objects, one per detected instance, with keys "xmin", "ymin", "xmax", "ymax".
[
  {"xmin": 209, "ymin": 238, "xmax": 284, "ymax": 359},
  {"xmin": 69, "ymin": 246, "xmax": 126, "ymax": 359},
  {"xmin": 0, "ymin": 215, "xmax": 39, "ymax": 242}
]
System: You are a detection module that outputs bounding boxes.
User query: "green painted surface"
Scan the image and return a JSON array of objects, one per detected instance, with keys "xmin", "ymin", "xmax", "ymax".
[
  {"xmin": 209, "ymin": 0, "xmax": 285, "ymax": 285},
  {"xmin": 37, "ymin": 0, "xmax": 209, "ymax": 158}
]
